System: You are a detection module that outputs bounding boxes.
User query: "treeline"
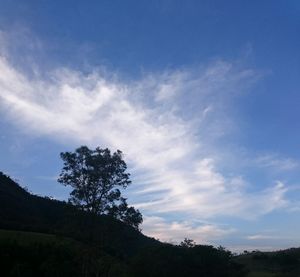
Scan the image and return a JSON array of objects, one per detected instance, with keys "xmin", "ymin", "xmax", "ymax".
[
  {"xmin": 235, "ymin": 249, "xmax": 300, "ymax": 276},
  {"xmin": 0, "ymin": 230, "xmax": 128, "ymax": 277},
  {"xmin": 0, "ymin": 230, "xmax": 246, "ymax": 277},
  {"xmin": 0, "ymin": 172, "xmax": 247, "ymax": 276}
]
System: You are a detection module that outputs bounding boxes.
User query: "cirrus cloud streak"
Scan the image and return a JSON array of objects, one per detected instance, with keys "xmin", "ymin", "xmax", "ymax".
[{"xmin": 0, "ymin": 49, "xmax": 290, "ymax": 243}]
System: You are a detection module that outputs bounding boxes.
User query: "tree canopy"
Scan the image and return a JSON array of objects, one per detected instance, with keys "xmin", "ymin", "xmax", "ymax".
[{"xmin": 58, "ymin": 146, "xmax": 142, "ymax": 229}]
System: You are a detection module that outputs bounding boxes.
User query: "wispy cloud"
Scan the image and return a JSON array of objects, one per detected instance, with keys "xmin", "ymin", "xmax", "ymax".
[
  {"xmin": 143, "ymin": 216, "xmax": 235, "ymax": 244},
  {"xmin": 256, "ymin": 154, "xmax": 299, "ymax": 171},
  {"xmin": 246, "ymin": 234, "xmax": 279, "ymax": 240},
  {"xmin": 0, "ymin": 32, "xmax": 291, "ymax": 242}
]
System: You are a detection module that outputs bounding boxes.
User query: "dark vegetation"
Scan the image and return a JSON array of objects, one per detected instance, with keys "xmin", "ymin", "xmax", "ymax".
[
  {"xmin": 58, "ymin": 146, "xmax": 142, "ymax": 229},
  {"xmin": 0, "ymin": 171, "xmax": 246, "ymax": 276},
  {"xmin": 0, "ymin": 146, "xmax": 299, "ymax": 276},
  {"xmin": 235, "ymin": 249, "xmax": 300, "ymax": 277}
]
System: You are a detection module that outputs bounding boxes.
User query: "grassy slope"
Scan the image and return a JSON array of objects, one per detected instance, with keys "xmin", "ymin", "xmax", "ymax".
[
  {"xmin": 235, "ymin": 249, "xmax": 300, "ymax": 277},
  {"xmin": 0, "ymin": 229, "xmax": 87, "ymax": 249},
  {"xmin": 0, "ymin": 171, "xmax": 159, "ymax": 257},
  {"xmin": 0, "ymin": 229, "xmax": 129, "ymax": 276},
  {"xmin": 3, "ymin": 171, "xmax": 299, "ymax": 276}
]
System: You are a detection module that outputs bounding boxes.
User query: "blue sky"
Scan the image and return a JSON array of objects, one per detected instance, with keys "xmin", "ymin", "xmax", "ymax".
[{"xmin": 0, "ymin": 0, "xmax": 299, "ymax": 251}]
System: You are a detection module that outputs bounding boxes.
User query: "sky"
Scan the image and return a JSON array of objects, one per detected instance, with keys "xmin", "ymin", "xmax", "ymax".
[{"xmin": 0, "ymin": 0, "xmax": 299, "ymax": 252}]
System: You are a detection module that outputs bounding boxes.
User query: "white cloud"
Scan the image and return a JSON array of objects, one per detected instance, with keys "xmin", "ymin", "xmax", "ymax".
[
  {"xmin": 256, "ymin": 154, "xmax": 298, "ymax": 171},
  {"xmin": 142, "ymin": 216, "xmax": 235, "ymax": 244},
  {"xmin": 229, "ymin": 245, "xmax": 284, "ymax": 253},
  {"xmin": 0, "ymin": 41, "xmax": 291, "ymax": 242},
  {"xmin": 246, "ymin": 234, "xmax": 279, "ymax": 240}
]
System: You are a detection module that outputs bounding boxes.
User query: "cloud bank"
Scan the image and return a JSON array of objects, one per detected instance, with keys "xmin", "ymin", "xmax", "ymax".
[{"xmin": 0, "ymin": 43, "xmax": 290, "ymax": 243}]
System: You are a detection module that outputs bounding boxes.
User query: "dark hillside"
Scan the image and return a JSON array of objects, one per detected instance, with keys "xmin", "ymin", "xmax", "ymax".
[
  {"xmin": 0, "ymin": 172, "xmax": 67, "ymax": 232},
  {"xmin": 235, "ymin": 248, "xmax": 300, "ymax": 277},
  {"xmin": 0, "ymin": 171, "xmax": 158, "ymax": 257},
  {"xmin": 0, "ymin": 229, "xmax": 129, "ymax": 276},
  {"xmin": 0, "ymin": 172, "xmax": 247, "ymax": 276}
]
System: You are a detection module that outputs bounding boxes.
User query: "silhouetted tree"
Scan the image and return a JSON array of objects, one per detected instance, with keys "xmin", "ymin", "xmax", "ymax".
[
  {"xmin": 180, "ymin": 238, "xmax": 196, "ymax": 248},
  {"xmin": 108, "ymin": 198, "xmax": 143, "ymax": 230},
  {"xmin": 58, "ymin": 146, "xmax": 142, "ymax": 229}
]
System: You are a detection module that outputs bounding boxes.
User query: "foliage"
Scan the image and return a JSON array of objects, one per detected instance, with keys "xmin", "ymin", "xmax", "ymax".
[
  {"xmin": 0, "ymin": 230, "xmax": 128, "ymax": 277},
  {"xmin": 58, "ymin": 146, "xmax": 142, "ymax": 229},
  {"xmin": 235, "ymin": 249, "xmax": 300, "ymax": 277},
  {"xmin": 130, "ymin": 244, "xmax": 246, "ymax": 277},
  {"xmin": 180, "ymin": 237, "xmax": 196, "ymax": 248},
  {"xmin": 0, "ymin": 171, "xmax": 249, "ymax": 276}
]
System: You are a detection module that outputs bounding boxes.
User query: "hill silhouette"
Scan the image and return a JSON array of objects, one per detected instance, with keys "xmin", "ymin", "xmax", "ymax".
[
  {"xmin": 0, "ymin": 171, "xmax": 157, "ymax": 257},
  {"xmin": 4, "ymin": 172, "xmax": 300, "ymax": 276},
  {"xmin": 0, "ymin": 171, "xmax": 249, "ymax": 276},
  {"xmin": 235, "ymin": 248, "xmax": 300, "ymax": 277}
]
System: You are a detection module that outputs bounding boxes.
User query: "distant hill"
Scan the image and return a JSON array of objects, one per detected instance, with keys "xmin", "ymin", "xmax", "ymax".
[
  {"xmin": 0, "ymin": 171, "xmax": 252, "ymax": 276},
  {"xmin": 0, "ymin": 171, "xmax": 158, "ymax": 257},
  {"xmin": 234, "ymin": 248, "xmax": 300, "ymax": 277}
]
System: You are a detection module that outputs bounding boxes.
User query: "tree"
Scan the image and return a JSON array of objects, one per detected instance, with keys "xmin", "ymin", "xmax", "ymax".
[
  {"xmin": 180, "ymin": 238, "xmax": 196, "ymax": 248},
  {"xmin": 107, "ymin": 198, "xmax": 143, "ymax": 230},
  {"xmin": 58, "ymin": 146, "xmax": 142, "ymax": 229}
]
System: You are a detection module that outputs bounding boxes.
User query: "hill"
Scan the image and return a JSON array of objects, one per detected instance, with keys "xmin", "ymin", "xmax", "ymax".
[
  {"xmin": 235, "ymin": 249, "xmax": 300, "ymax": 277},
  {"xmin": 0, "ymin": 171, "xmax": 158, "ymax": 257},
  {"xmin": 0, "ymin": 171, "xmax": 248, "ymax": 276}
]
